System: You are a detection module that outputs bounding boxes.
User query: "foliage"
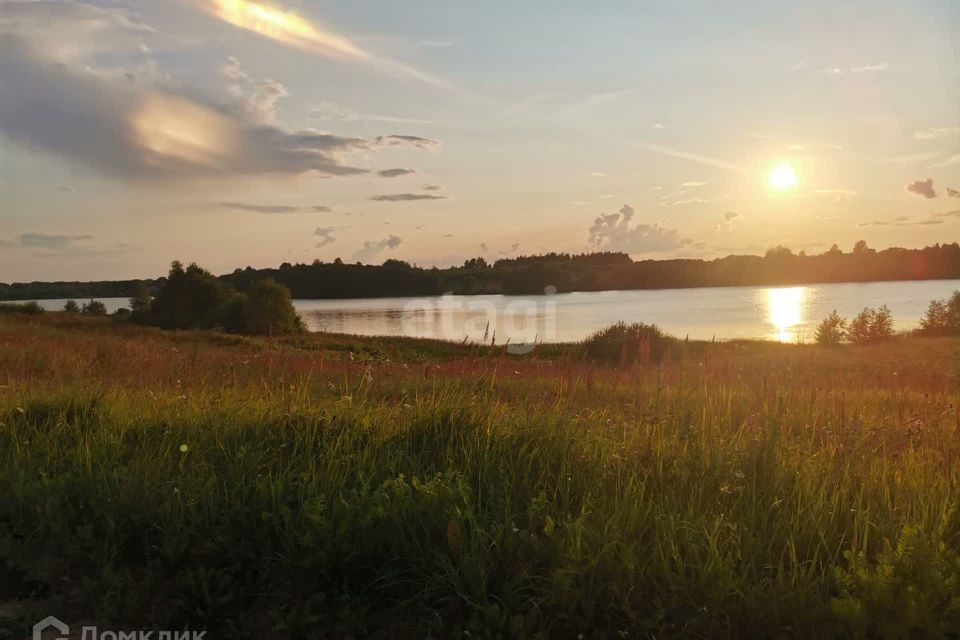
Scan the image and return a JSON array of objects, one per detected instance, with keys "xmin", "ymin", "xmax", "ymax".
[
  {"xmin": 150, "ymin": 261, "xmax": 231, "ymax": 330},
  {"xmin": 147, "ymin": 262, "xmax": 300, "ymax": 336},
  {"xmin": 1, "ymin": 316, "xmax": 960, "ymax": 635},
  {"xmin": 63, "ymin": 299, "xmax": 80, "ymax": 313},
  {"xmin": 816, "ymin": 310, "xmax": 847, "ymax": 346},
  {"xmin": 81, "ymin": 300, "xmax": 107, "ymax": 316},
  {"xmin": 242, "ymin": 278, "xmax": 303, "ymax": 335},
  {"xmin": 919, "ymin": 291, "xmax": 960, "ymax": 336},
  {"xmin": 129, "ymin": 282, "xmax": 152, "ymax": 321},
  {"xmin": 847, "ymin": 306, "xmax": 895, "ymax": 345},
  {"xmin": 0, "ymin": 301, "xmax": 44, "ymax": 315},
  {"xmin": 582, "ymin": 321, "xmax": 678, "ymax": 366},
  {"xmin": 832, "ymin": 524, "xmax": 960, "ymax": 639},
  {"xmin": 7, "ymin": 243, "xmax": 960, "ymax": 302}
]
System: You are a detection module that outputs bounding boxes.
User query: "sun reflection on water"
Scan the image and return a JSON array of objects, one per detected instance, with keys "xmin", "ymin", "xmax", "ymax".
[{"xmin": 766, "ymin": 287, "xmax": 807, "ymax": 342}]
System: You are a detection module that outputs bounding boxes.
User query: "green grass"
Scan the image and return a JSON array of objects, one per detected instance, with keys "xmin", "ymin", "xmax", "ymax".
[{"xmin": 2, "ymin": 313, "xmax": 960, "ymax": 638}]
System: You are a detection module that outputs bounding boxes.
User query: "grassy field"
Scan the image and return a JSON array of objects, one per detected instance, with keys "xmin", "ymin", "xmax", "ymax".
[{"xmin": 3, "ymin": 313, "xmax": 960, "ymax": 638}]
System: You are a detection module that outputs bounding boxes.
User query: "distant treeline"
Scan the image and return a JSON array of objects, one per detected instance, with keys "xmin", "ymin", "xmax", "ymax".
[{"xmin": 4, "ymin": 241, "xmax": 960, "ymax": 301}]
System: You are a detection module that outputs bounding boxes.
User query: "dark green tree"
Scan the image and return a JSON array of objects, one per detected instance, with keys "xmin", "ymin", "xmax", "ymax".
[
  {"xmin": 242, "ymin": 278, "xmax": 302, "ymax": 335},
  {"xmin": 815, "ymin": 310, "xmax": 846, "ymax": 346},
  {"xmin": 129, "ymin": 282, "xmax": 152, "ymax": 321},
  {"xmin": 63, "ymin": 299, "xmax": 80, "ymax": 313},
  {"xmin": 150, "ymin": 261, "xmax": 231, "ymax": 329}
]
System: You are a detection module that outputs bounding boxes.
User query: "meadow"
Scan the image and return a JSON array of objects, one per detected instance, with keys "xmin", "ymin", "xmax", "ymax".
[{"xmin": 2, "ymin": 312, "xmax": 960, "ymax": 639}]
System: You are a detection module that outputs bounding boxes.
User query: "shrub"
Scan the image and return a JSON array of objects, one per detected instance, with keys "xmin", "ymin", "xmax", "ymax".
[
  {"xmin": 63, "ymin": 299, "xmax": 80, "ymax": 313},
  {"xmin": 0, "ymin": 301, "xmax": 44, "ymax": 315},
  {"xmin": 81, "ymin": 300, "xmax": 108, "ymax": 316},
  {"xmin": 815, "ymin": 310, "xmax": 846, "ymax": 346},
  {"xmin": 583, "ymin": 322, "xmax": 677, "ymax": 366}
]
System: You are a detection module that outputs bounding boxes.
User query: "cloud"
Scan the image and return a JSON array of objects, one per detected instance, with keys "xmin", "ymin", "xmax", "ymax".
[
  {"xmin": 0, "ymin": 18, "xmax": 437, "ymax": 181},
  {"xmin": 715, "ymin": 211, "xmax": 741, "ymax": 231},
  {"xmin": 219, "ymin": 202, "xmax": 330, "ymax": 214},
  {"xmin": 588, "ymin": 204, "xmax": 689, "ymax": 254},
  {"xmin": 310, "ymin": 102, "xmax": 432, "ymax": 125},
  {"xmin": 821, "ymin": 63, "xmax": 888, "ymax": 75},
  {"xmin": 220, "ymin": 57, "xmax": 288, "ymax": 124},
  {"xmin": 422, "ymin": 184, "xmax": 441, "ymax": 191},
  {"xmin": 377, "ymin": 168, "xmax": 416, "ymax": 178},
  {"xmin": 914, "ymin": 127, "xmax": 959, "ymax": 140},
  {"xmin": 370, "ymin": 193, "xmax": 446, "ymax": 202},
  {"xmin": 0, "ymin": 233, "xmax": 92, "ymax": 250},
  {"xmin": 930, "ymin": 154, "xmax": 960, "ymax": 168},
  {"xmin": 906, "ymin": 178, "xmax": 937, "ymax": 199},
  {"xmin": 681, "ymin": 181, "xmax": 707, "ymax": 187},
  {"xmin": 947, "ymin": 187, "xmax": 960, "ymax": 198},
  {"xmin": 353, "ymin": 235, "xmax": 402, "ymax": 261},
  {"xmin": 0, "ymin": 0, "xmax": 153, "ymax": 61},
  {"xmin": 314, "ymin": 227, "xmax": 336, "ymax": 247},
  {"xmin": 850, "ymin": 63, "xmax": 889, "ymax": 73},
  {"xmin": 189, "ymin": 0, "xmax": 447, "ymax": 87},
  {"xmin": 374, "ymin": 135, "xmax": 440, "ymax": 150},
  {"xmin": 860, "ymin": 215, "xmax": 946, "ymax": 226}
]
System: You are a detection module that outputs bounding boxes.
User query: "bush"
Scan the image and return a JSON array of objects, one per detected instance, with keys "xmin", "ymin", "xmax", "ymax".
[
  {"xmin": 63, "ymin": 299, "xmax": 80, "ymax": 313},
  {"xmin": 81, "ymin": 300, "xmax": 108, "ymax": 316},
  {"xmin": 815, "ymin": 310, "xmax": 846, "ymax": 346},
  {"xmin": 0, "ymin": 301, "xmax": 44, "ymax": 315},
  {"xmin": 583, "ymin": 322, "xmax": 678, "ymax": 366}
]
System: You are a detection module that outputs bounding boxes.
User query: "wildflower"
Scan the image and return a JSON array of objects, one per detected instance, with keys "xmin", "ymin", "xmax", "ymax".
[
  {"xmin": 15, "ymin": 406, "xmax": 25, "ymax": 414},
  {"xmin": 179, "ymin": 443, "xmax": 189, "ymax": 453}
]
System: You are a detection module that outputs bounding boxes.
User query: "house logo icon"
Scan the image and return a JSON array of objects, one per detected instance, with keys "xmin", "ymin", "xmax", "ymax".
[{"xmin": 33, "ymin": 616, "xmax": 69, "ymax": 640}]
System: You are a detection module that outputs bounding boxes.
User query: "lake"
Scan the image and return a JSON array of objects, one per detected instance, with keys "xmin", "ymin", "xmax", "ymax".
[{"xmin": 18, "ymin": 278, "xmax": 960, "ymax": 343}]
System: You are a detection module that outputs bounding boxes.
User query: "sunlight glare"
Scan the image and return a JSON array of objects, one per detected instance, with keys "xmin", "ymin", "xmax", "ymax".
[
  {"xmin": 130, "ymin": 93, "xmax": 238, "ymax": 170},
  {"xmin": 198, "ymin": 0, "xmax": 369, "ymax": 60},
  {"xmin": 767, "ymin": 287, "xmax": 805, "ymax": 342},
  {"xmin": 769, "ymin": 164, "xmax": 798, "ymax": 190}
]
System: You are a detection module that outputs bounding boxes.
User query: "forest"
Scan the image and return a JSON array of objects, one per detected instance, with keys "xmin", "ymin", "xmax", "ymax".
[{"xmin": 3, "ymin": 241, "xmax": 959, "ymax": 301}]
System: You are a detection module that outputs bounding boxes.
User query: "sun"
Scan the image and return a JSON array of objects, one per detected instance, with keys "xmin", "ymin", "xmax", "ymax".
[{"xmin": 769, "ymin": 164, "xmax": 798, "ymax": 189}]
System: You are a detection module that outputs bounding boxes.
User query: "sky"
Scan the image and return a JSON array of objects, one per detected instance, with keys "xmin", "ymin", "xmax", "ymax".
[{"xmin": 0, "ymin": 0, "xmax": 958, "ymax": 282}]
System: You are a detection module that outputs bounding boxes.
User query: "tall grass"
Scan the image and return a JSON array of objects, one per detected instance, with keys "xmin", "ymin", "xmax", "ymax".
[{"xmin": 2, "ymin": 314, "xmax": 960, "ymax": 638}]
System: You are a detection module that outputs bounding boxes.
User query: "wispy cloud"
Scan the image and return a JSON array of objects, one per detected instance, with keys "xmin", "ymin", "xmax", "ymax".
[
  {"xmin": 913, "ymin": 126, "xmax": 959, "ymax": 140},
  {"xmin": 947, "ymin": 187, "xmax": 960, "ymax": 198},
  {"xmin": 0, "ymin": 233, "xmax": 92, "ymax": 250},
  {"xmin": 378, "ymin": 168, "xmax": 416, "ymax": 178},
  {"xmin": 310, "ymin": 101, "xmax": 432, "ymax": 125},
  {"xmin": 370, "ymin": 193, "xmax": 446, "ymax": 202},
  {"xmin": 681, "ymin": 181, "xmax": 707, "ymax": 187},
  {"xmin": 219, "ymin": 202, "xmax": 330, "ymax": 214},
  {"xmin": 189, "ymin": 0, "xmax": 447, "ymax": 87}
]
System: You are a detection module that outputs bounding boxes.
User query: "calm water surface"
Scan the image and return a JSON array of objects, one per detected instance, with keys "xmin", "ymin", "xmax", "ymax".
[{"xmin": 22, "ymin": 279, "xmax": 960, "ymax": 343}]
